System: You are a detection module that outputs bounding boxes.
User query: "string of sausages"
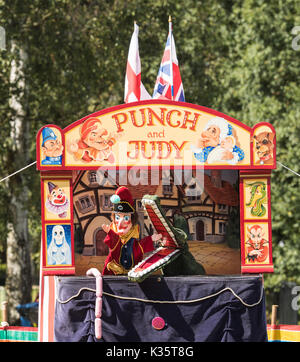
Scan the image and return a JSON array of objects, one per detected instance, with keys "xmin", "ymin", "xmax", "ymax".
[{"xmin": 86, "ymin": 268, "xmax": 102, "ymax": 340}]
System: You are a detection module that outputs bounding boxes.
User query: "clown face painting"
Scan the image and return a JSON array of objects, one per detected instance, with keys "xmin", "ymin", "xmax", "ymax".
[
  {"xmin": 46, "ymin": 224, "xmax": 72, "ymax": 266},
  {"xmin": 44, "ymin": 181, "xmax": 70, "ymax": 219}
]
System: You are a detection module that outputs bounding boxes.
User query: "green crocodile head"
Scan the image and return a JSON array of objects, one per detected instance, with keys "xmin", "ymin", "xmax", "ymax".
[
  {"xmin": 142, "ymin": 194, "xmax": 187, "ymax": 248},
  {"xmin": 137, "ymin": 194, "xmax": 206, "ymax": 277}
]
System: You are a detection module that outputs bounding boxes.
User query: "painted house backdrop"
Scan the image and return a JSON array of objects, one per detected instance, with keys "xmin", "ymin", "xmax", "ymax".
[{"xmin": 72, "ymin": 169, "xmax": 239, "ymax": 260}]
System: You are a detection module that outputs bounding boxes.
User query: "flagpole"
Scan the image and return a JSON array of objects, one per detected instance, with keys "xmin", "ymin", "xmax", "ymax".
[{"xmin": 169, "ymin": 15, "xmax": 174, "ymax": 101}]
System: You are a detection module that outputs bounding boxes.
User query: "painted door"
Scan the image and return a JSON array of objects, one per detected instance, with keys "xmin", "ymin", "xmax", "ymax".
[
  {"xmin": 196, "ymin": 220, "xmax": 205, "ymax": 241},
  {"xmin": 95, "ymin": 229, "xmax": 109, "ymax": 256}
]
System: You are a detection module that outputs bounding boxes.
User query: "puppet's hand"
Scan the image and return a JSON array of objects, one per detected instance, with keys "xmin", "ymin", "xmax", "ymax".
[
  {"xmin": 102, "ymin": 224, "xmax": 111, "ymax": 233},
  {"xmin": 154, "ymin": 236, "xmax": 168, "ymax": 248},
  {"xmin": 67, "ymin": 140, "xmax": 78, "ymax": 154},
  {"xmin": 221, "ymin": 150, "xmax": 234, "ymax": 160},
  {"xmin": 197, "ymin": 138, "xmax": 206, "ymax": 148},
  {"xmin": 249, "ymin": 249, "xmax": 263, "ymax": 257}
]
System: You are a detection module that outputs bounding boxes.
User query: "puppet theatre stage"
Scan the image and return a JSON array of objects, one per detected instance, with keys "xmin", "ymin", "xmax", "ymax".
[
  {"xmin": 37, "ymin": 101, "xmax": 276, "ymax": 342},
  {"xmin": 54, "ymin": 274, "xmax": 267, "ymax": 342}
]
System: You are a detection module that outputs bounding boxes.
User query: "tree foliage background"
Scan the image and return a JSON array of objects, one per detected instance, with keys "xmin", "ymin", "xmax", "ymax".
[{"xmin": 0, "ymin": 0, "xmax": 299, "ymax": 322}]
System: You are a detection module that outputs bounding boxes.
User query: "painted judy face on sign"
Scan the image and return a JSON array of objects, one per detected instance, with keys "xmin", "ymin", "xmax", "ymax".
[{"xmin": 192, "ymin": 117, "xmax": 245, "ymax": 165}]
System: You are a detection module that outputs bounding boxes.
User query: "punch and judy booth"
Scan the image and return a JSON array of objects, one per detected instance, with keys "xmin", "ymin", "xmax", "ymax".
[{"xmin": 36, "ymin": 100, "xmax": 276, "ymax": 342}]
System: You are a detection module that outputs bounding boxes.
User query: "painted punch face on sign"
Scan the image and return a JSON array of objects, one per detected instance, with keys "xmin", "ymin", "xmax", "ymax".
[{"xmin": 66, "ymin": 117, "xmax": 121, "ymax": 164}]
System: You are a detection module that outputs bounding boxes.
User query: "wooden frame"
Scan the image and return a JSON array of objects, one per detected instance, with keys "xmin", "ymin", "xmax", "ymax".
[
  {"xmin": 37, "ymin": 100, "xmax": 276, "ymax": 275},
  {"xmin": 40, "ymin": 171, "xmax": 75, "ymax": 275}
]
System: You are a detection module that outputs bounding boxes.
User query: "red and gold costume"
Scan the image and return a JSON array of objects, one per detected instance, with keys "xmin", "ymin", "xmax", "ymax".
[
  {"xmin": 102, "ymin": 223, "xmax": 154, "ymax": 275},
  {"xmin": 101, "ymin": 186, "xmax": 155, "ymax": 275}
]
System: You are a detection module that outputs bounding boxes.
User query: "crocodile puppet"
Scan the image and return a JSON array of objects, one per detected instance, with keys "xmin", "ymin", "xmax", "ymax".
[{"xmin": 128, "ymin": 195, "xmax": 206, "ymax": 282}]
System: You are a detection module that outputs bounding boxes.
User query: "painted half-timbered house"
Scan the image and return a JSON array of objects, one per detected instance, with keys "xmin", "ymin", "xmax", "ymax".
[{"xmin": 72, "ymin": 169, "xmax": 239, "ymax": 257}]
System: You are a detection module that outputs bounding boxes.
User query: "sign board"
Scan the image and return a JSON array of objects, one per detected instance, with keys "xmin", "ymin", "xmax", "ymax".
[
  {"xmin": 37, "ymin": 100, "xmax": 276, "ymax": 171},
  {"xmin": 36, "ymin": 100, "xmax": 276, "ymax": 275}
]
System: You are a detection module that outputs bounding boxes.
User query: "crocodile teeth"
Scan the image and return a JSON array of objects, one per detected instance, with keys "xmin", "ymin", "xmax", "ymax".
[{"xmin": 142, "ymin": 199, "xmax": 154, "ymax": 205}]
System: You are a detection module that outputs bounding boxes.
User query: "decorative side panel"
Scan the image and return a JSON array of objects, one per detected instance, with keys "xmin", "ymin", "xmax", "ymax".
[
  {"xmin": 40, "ymin": 171, "xmax": 75, "ymax": 275},
  {"xmin": 37, "ymin": 125, "xmax": 64, "ymax": 169},
  {"xmin": 240, "ymin": 170, "xmax": 273, "ymax": 273},
  {"xmin": 251, "ymin": 123, "xmax": 276, "ymax": 168}
]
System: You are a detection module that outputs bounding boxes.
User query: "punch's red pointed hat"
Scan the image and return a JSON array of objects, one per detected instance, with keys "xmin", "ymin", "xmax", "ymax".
[
  {"xmin": 110, "ymin": 186, "xmax": 135, "ymax": 213},
  {"xmin": 80, "ymin": 117, "xmax": 108, "ymax": 140}
]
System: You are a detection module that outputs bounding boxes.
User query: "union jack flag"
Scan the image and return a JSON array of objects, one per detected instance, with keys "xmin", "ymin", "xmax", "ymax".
[{"xmin": 153, "ymin": 20, "xmax": 185, "ymax": 102}]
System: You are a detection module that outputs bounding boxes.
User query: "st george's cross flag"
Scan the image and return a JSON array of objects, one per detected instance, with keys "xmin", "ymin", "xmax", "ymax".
[
  {"xmin": 124, "ymin": 23, "xmax": 151, "ymax": 103},
  {"xmin": 152, "ymin": 18, "xmax": 185, "ymax": 101}
]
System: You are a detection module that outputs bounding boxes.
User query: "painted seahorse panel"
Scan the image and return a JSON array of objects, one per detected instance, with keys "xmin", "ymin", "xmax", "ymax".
[{"xmin": 244, "ymin": 178, "xmax": 268, "ymax": 220}]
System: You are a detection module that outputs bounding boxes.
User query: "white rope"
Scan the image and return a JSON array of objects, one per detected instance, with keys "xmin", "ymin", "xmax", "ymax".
[
  {"xmin": 0, "ymin": 161, "xmax": 37, "ymax": 183},
  {"xmin": 277, "ymin": 161, "xmax": 300, "ymax": 178},
  {"xmin": 0, "ymin": 159, "xmax": 299, "ymax": 185},
  {"xmin": 56, "ymin": 284, "xmax": 264, "ymax": 308}
]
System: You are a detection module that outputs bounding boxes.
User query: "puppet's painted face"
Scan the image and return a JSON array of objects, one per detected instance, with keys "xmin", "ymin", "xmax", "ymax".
[
  {"xmin": 84, "ymin": 125, "xmax": 109, "ymax": 151},
  {"xmin": 52, "ymin": 225, "xmax": 65, "ymax": 246},
  {"xmin": 248, "ymin": 226, "xmax": 264, "ymax": 249},
  {"xmin": 48, "ymin": 187, "xmax": 67, "ymax": 205},
  {"xmin": 114, "ymin": 212, "xmax": 132, "ymax": 236},
  {"xmin": 201, "ymin": 126, "xmax": 220, "ymax": 147},
  {"xmin": 43, "ymin": 139, "xmax": 64, "ymax": 157}
]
